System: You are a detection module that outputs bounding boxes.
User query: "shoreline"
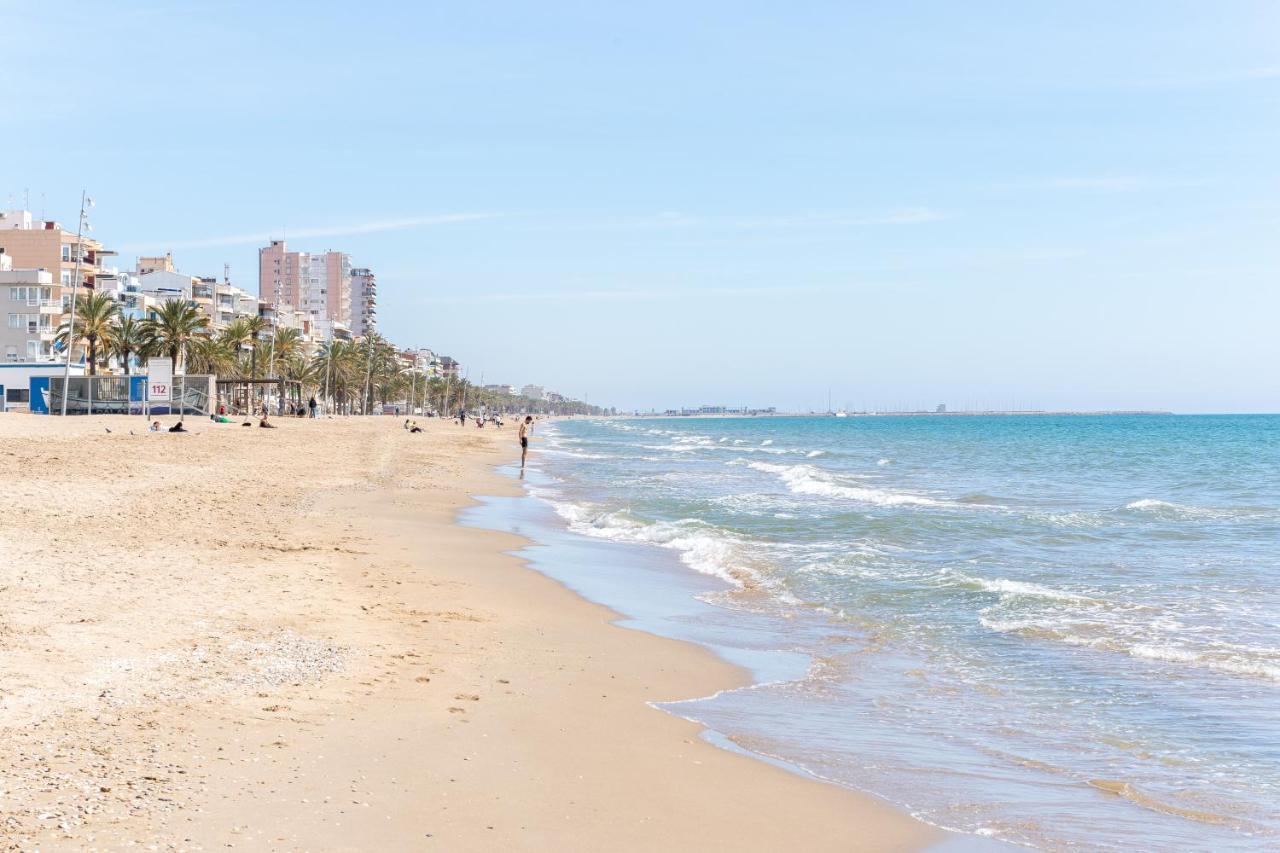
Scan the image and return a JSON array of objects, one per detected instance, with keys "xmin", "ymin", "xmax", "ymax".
[{"xmin": 0, "ymin": 415, "xmax": 939, "ymax": 851}]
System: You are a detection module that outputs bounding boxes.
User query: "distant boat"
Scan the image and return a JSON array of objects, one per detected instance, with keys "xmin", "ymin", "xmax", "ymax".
[{"xmin": 834, "ymin": 410, "xmax": 848, "ymax": 418}]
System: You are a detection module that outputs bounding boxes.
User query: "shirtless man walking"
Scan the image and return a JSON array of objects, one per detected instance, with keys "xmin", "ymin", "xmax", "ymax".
[{"xmin": 518, "ymin": 415, "xmax": 533, "ymax": 468}]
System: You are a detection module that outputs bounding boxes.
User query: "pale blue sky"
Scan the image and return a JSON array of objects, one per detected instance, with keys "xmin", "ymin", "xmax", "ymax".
[{"xmin": 3, "ymin": 1, "xmax": 1277, "ymax": 412}]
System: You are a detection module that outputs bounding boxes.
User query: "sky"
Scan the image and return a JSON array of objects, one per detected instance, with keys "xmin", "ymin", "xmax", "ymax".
[{"xmin": 2, "ymin": 0, "xmax": 1277, "ymax": 412}]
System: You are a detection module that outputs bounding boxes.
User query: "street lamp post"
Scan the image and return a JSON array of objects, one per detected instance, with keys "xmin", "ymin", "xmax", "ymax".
[{"xmin": 59, "ymin": 192, "xmax": 93, "ymax": 417}]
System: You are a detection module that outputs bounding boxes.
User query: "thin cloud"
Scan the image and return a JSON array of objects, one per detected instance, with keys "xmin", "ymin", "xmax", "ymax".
[
  {"xmin": 125, "ymin": 213, "xmax": 496, "ymax": 251},
  {"xmin": 618, "ymin": 208, "xmax": 948, "ymax": 230},
  {"xmin": 418, "ymin": 283, "xmax": 861, "ymax": 305},
  {"xmin": 1008, "ymin": 177, "xmax": 1206, "ymax": 193}
]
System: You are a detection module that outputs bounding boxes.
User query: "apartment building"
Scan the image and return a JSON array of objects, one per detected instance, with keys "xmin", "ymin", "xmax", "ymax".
[
  {"xmin": 350, "ymin": 267, "xmax": 376, "ymax": 337},
  {"xmin": 258, "ymin": 240, "xmax": 352, "ymax": 336},
  {"xmin": 0, "ymin": 208, "xmax": 117, "ymax": 291},
  {"xmin": 0, "ymin": 252, "xmax": 59, "ymax": 362}
]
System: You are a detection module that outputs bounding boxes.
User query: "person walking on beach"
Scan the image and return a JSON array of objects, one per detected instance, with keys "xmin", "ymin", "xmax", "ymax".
[
  {"xmin": 519, "ymin": 415, "xmax": 533, "ymax": 468},
  {"xmin": 308, "ymin": 396, "xmax": 318, "ymax": 418}
]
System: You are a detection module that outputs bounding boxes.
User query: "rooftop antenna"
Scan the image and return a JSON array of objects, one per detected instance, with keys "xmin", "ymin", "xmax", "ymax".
[{"xmin": 223, "ymin": 262, "xmax": 230, "ymax": 285}]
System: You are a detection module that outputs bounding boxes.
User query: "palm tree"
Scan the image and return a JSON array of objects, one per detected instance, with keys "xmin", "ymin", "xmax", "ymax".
[
  {"xmin": 271, "ymin": 327, "xmax": 304, "ymax": 368},
  {"xmin": 353, "ymin": 333, "xmax": 399, "ymax": 414},
  {"xmin": 56, "ymin": 292, "xmax": 119, "ymax": 376},
  {"xmin": 108, "ymin": 315, "xmax": 153, "ymax": 375},
  {"xmin": 310, "ymin": 339, "xmax": 364, "ymax": 414},
  {"xmin": 219, "ymin": 317, "xmax": 253, "ymax": 351},
  {"xmin": 144, "ymin": 299, "xmax": 210, "ymax": 370},
  {"xmin": 185, "ymin": 334, "xmax": 238, "ymax": 376}
]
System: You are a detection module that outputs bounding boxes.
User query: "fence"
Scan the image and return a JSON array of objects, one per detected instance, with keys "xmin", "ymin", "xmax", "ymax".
[{"xmin": 46, "ymin": 375, "xmax": 216, "ymax": 416}]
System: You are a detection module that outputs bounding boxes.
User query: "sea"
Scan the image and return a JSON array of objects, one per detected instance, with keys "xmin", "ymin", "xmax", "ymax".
[{"xmin": 463, "ymin": 414, "xmax": 1279, "ymax": 851}]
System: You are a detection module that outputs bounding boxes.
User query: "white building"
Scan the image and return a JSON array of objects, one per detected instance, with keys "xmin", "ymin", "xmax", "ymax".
[
  {"xmin": 0, "ymin": 361, "xmax": 85, "ymax": 412},
  {"xmin": 350, "ymin": 267, "xmax": 376, "ymax": 337}
]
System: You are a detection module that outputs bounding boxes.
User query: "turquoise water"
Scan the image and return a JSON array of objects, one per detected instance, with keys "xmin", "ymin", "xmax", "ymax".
[{"xmin": 527, "ymin": 415, "xmax": 1280, "ymax": 850}]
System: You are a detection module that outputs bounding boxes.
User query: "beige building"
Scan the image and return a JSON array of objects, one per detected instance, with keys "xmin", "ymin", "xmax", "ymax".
[
  {"xmin": 137, "ymin": 252, "xmax": 177, "ymax": 275},
  {"xmin": 0, "ymin": 208, "xmax": 117, "ymax": 293},
  {"xmin": 0, "ymin": 251, "xmax": 60, "ymax": 362},
  {"xmin": 0, "ymin": 208, "xmax": 119, "ymax": 367},
  {"xmin": 258, "ymin": 240, "xmax": 353, "ymax": 336}
]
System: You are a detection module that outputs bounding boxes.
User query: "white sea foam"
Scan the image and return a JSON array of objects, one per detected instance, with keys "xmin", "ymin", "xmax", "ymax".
[
  {"xmin": 877, "ymin": 458, "xmax": 892, "ymax": 466},
  {"xmin": 541, "ymin": 499, "xmax": 764, "ymax": 588},
  {"xmin": 761, "ymin": 439, "xmax": 774, "ymax": 446},
  {"xmin": 538, "ymin": 447, "xmax": 613, "ymax": 460},
  {"xmin": 978, "ymin": 603, "xmax": 1280, "ymax": 682},
  {"xmin": 741, "ymin": 460, "xmax": 948, "ymax": 507},
  {"xmin": 950, "ymin": 571, "xmax": 1098, "ymax": 604},
  {"xmin": 805, "ymin": 450, "xmax": 826, "ymax": 458},
  {"xmin": 1121, "ymin": 498, "xmax": 1273, "ymax": 521}
]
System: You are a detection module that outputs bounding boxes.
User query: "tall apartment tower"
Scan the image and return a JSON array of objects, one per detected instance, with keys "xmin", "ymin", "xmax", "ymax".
[
  {"xmin": 258, "ymin": 241, "xmax": 352, "ymax": 332},
  {"xmin": 258, "ymin": 240, "xmax": 302, "ymax": 308},
  {"xmin": 350, "ymin": 267, "xmax": 376, "ymax": 337}
]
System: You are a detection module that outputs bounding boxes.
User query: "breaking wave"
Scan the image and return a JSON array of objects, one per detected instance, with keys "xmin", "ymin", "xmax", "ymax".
[{"xmin": 738, "ymin": 460, "xmax": 949, "ymax": 507}]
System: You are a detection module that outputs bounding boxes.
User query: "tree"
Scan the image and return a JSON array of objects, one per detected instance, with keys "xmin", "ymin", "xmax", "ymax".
[
  {"xmin": 108, "ymin": 314, "xmax": 153, "ymax": 375},
  {"xmin": 144, "ymin": 299, "xmax": 210, "ymax": 370},
  {"xmin": 185, "ymin": 334, "xmax": 238, "ymax": 376},
  {"xmin": 56, "ymin": 292, "xmax": 119, "ymax": 376},
  {"xmin": 271, "ymin": 327, "xmax": 305, "ymax": 368}
]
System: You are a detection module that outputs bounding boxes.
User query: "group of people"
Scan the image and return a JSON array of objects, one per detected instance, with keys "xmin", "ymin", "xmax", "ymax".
[
  {"xmin": 139, "ymin": 400, "xmax": 539, "ymax": 468},
  {"xmin": 448, "ymin": 409, "xmax": 536, "ymax": 467},
  {"xmin": 455, "ymin": 409, "xmax": 504, "ymax": 429}
]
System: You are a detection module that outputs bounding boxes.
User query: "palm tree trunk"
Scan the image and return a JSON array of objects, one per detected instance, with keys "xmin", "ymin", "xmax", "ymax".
[{"xmin": 88, "ymin": 338, "xmax": 97, "ymax": 377}]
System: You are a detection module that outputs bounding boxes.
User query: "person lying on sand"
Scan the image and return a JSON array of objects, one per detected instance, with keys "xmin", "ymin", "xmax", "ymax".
[
  {"xmin": 168, "ymin": 421, "xmax": 188, "ymax": 433},
  {"xmin": 148, "ymin": 421, "xmax": 161, "ymax": 433}
]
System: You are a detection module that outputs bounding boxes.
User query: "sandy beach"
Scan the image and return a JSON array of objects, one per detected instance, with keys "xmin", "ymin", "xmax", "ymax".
[{"xmin": 0, "ymin": 414, "xmax": 937, "ymax": 851}]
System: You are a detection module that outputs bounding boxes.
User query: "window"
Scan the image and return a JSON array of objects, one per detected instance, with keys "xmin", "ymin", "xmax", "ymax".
[
  {"xmin": 6, "ymin": 388, "xmax": 30, "ymax": 403},
  {"xmin": 61, "ymin": 271, "xmax": 72, "ymax": 285},
  {"xmin": 7, "ymin": 314, "xmax": 20, "ymax": 329},
  {"xmin": 61, "ymin": 245, "xmax": 72, "ymax": 262},
  {"xmin": 26, "ymin": 340, "xmax": 38, "ymax": 357}
]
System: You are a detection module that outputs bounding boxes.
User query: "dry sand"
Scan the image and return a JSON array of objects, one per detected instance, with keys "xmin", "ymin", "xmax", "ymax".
[{"xmin": 0, "ymin": 414, "xmax": 939, "ymax": 851}]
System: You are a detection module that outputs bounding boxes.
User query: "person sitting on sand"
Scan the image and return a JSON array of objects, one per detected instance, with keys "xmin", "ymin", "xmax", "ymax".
[{"xmin": 259, "ymin": 412, "xmax": 276, "ymax": 429}]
